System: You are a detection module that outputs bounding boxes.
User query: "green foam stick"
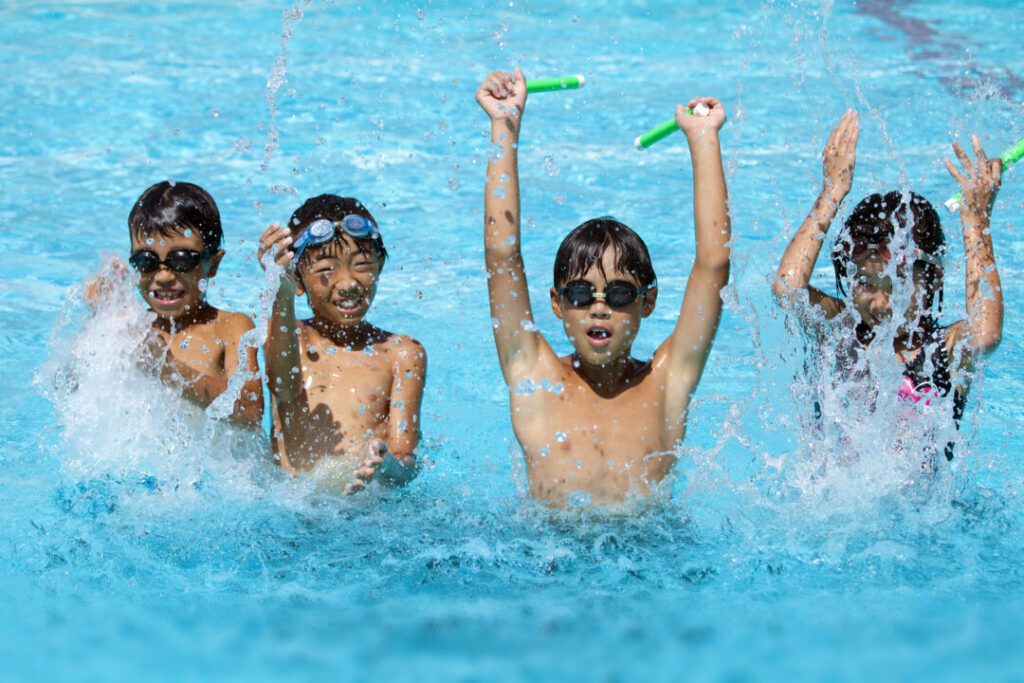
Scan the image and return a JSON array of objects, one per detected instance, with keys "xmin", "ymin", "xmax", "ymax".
[
  {"xmin": 525, "ymin": 75, "xmax": 586, "ymax": 94},
  {"xmin": 634, "ymin": 102, "xmax": 710, "ymax": 150},
  {"xmin": 944, "ymin": 135, "xmax": 1024, "ymax": 212}
]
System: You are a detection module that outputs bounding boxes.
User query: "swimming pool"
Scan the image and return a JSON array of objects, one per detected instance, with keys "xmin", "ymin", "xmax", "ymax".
[{"xmin": 2, "ymin": 0, "xmax": 1023, "ymax": 679}]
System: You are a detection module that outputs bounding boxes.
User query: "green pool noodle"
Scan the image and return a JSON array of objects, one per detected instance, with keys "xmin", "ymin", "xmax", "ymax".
[
  {"xmin": 634, "ymin": 102, "xmax": 711, "ymax": 150},
  {"xmin": 524, "ymin": 75, "xmax": 586, "ymax": 94},
  {"xmin": 944, "ymin": 135, "xmax": 1024, "ymax": 212}
]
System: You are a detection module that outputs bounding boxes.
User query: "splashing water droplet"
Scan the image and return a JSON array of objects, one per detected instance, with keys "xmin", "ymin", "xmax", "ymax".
[{"xmin": 555, "ymin": 432, "xmax": 568, "ymax": 442}]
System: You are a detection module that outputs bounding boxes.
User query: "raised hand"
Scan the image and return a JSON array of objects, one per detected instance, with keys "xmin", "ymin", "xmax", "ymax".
[
  {"xmin": 945, "ymin": 135, "xmax": 1003, "ymax": 217},
  {"xmin": 476, "ymin": 67, "xmax": 527, "ymax": 124},
  {"xmin": 821, "ymin": 110, "xmax": 859, "ymax": 199},
  {"xmin": 675, "ymin": 97, "xmax": 726, "ymax": 135},
  {"xmin": 84, "ymin": 255, "xmax": 130, "ymax": 305}
]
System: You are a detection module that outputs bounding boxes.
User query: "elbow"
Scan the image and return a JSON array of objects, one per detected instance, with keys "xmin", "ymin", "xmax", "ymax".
[
  {"xmin": 973, "ymin": 329, "xmax": 1002, "ymax": 354},
  {"xmin": 771, "ymin": 274, "xmax": 789, "ymax": 301}
]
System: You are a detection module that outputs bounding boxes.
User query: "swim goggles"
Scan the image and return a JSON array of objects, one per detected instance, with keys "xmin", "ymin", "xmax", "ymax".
[
  {"xmin": 128, "ymin": 248, "xmax": 212, "ymax": 274},
  {"xmin": 292, "ymin": 215, "xmax": 380, "ymax": 262},
  {"xmin": 558, "ymin": 279, "xmax": 656, "ymax": 309}
]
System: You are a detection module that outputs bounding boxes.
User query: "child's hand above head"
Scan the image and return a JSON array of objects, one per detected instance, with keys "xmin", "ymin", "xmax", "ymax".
[
  {"xmin": 821, "ymin": 110, "xmax": 859, "ymax": 200},
  {"xmin": 476, "ymin": 67, "xmax": 527, "ymax": 124},
  {"xmin": 945, "ymin": 135, "xmax": 1003, "ymax": 217},
  {"xmin": 675, "ymin": 97, "xmax": 726, "ymax": 136}
]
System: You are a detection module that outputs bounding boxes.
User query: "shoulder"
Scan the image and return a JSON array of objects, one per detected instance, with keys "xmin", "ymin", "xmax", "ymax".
[
  {"xmin": 210, "ymin": 309, "xmax": 255, "ymax": 344},
  {"xmin": 386, "ymin": 334, "xmax": 427, "ymax": 365}
]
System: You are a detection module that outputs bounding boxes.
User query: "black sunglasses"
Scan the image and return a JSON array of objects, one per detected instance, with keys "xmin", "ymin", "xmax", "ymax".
[
  {"xmin": 558, "ymin": 279, "xmax": 655, "ymax": 309},
  {"xmin": 128, "ymin": 248, "xmax": 211, "ymax": 274}
]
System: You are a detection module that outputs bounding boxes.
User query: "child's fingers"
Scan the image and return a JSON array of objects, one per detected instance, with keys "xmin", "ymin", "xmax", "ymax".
[
  {"xmin": 259, "ymin": 222, "xmax": 280, "ymax": 244},
  {"xmin": 944, "ymin": 157, "xmax": 967, "ymax": 186},
  {"xmin": 971, "ymin": 134, "xmax": 988, "ymax": 167},
  {"xmin": 952, "ymin": 141, "xmax": 972, "ymax": 171}
]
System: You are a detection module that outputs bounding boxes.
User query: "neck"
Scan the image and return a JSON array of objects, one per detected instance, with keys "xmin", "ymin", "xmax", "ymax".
[
  {"xmin": 571, "ymin": 352, "xmax": 642, "ymax": 396},
  {"xmin": 310, "ymin": 317, "xmax": 377, "ymax": 348},
  {"xmin": 155, "ymin": 300, "xmax": 216, "ymax": 333}
]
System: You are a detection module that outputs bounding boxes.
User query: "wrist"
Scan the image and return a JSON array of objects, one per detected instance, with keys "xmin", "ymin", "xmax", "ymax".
[{"xmin": 490, "ymin": 117, "xmax": 521, "ymax": 139}]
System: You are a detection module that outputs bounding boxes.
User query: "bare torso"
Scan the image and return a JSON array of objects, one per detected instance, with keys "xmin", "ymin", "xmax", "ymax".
[{"xmin": 510, "ymin": 351, "xmax": 687, "ymax": 506}]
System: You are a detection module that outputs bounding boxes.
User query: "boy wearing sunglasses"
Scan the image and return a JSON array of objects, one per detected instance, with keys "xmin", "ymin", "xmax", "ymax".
[
  {"xmin": 258, "ymin": 195, "xmax": 425, "ymax": 494},
  {"xmin": 477, "ymin": 69, "xmax": 731, "ymax": 507},
  {"xmin": 87, "ymin": 180, "xmax": 263, "ymax": 426}
]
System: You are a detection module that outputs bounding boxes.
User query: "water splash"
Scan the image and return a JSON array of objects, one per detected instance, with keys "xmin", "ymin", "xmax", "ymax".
[{"xmin": 262, "ymin": 1, "xmax": 312, "ymax": 174}]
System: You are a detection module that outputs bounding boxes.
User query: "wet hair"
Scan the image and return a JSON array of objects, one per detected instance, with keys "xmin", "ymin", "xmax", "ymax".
[
  {"xmin": 288, "ymin": 194, "xmax": 387, "ymax": 270},
  {"xmin": 831, "ymin": 190, "xmax": 944, "ymax": 297},
  {"xmin": 128, "ymin": 180, "xmax": 222, "ymax": 251},
  {"xmin": 553, "ymin": 217, "xmax": 656, "ymax": 289}
]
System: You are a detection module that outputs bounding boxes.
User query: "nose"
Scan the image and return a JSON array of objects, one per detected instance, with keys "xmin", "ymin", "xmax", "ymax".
[
  {"xmin": 151, "ymin": 265, "xmax": 178, "ymax": 284},
  {"xmin": 589, "ymin": 298, "xmax": 612, "ymax": 319},
  {"xmin": 870, "ymin": 290, "xmax": 890, "ymax": 311}
]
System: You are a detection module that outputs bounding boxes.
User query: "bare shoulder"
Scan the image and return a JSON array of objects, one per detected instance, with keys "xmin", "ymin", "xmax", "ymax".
[
  {"xmin": 215, "ymin": 309, "xmax": 256, "ymax": 343},
  {"xmin": 385, "ymin": 333, "xmax": 427, "ymax": 366}
]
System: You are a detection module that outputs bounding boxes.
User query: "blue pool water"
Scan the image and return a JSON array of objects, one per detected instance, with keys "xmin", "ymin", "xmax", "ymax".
[{"xmin": 2, "ymin": 1, "xmax": 1024, "ymax": 679}]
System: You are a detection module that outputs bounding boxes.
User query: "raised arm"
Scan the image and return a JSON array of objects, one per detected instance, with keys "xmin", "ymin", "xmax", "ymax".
[
  {"xmin": 257, "ymin": 222, "xmax": 303, "ymax": 406},
  {"xmin": 660, "ymin": 97, "xmax": 732, "ymax": 387},
  {"xmin": 476, "ymin": 68, "xmax": 542, "ymax": 383},
  {"xmin": 773, "ymin": 110, "xmax": 859, "ymax": 320},
  {"xmin": 945, "ymin": 135, "xmax": 1003, "ymax": 357}
]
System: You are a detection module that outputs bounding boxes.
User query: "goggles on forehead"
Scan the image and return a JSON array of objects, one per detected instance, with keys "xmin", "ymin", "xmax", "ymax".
[
  {"xmin": 292, "ymin": 215, "xmax": 380, "ymax": 262},
  {"xmin": 849, "ymin": 242, "xmax": 944, "ymax": 269}
]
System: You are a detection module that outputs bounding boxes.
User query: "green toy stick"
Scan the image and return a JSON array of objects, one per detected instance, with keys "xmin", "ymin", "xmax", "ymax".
[
  {"xmin": 525, "ymin": 75, "xmax": 586, "ymax": 94},
  {"xmin": 944, "ymin": 135, "xmax": 1024, "ymax": 212},
  {"xmin": 634, "ymin": 102, "xmax": 711, "ymax": 150}
]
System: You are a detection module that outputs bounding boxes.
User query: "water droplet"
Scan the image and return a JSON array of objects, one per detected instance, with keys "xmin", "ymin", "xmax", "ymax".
[
  {"xmin": 555, "ymin": 432, "xmax": 568, "ymax": 442},
  {"xmin": 210, "ymin": 107, "xmax": 220, "ymax": 118},
  {"xmin": 488, "ymin": 142, "xmax": 505, "ymax": 161},
  {"xmin": 568, "ymin": 490, "xmax": 591, "ymax": 507},
  {"xmin": 364, "ymin": 346, "xmax": 375, "ymax": 356},
  {"xmin": 539, "ymin": 447, "xmax": 550, "ymax": 457},
  {"xmin": 520, "ymin": 319, "xmax": 536, "ymax": 331},
  {"xmin": 179, "ymin": 339, "xmax": 190, "ymax": 349},
  {"xmin": 448, "ymin": 177, "xmax": 460, "ymax": 190},
  {"xmin": 515, "ymin": 379, "xmax": 537, "ymax": 395},
  {"xmin": 543, "ymin": 156, "xmax": 560, "ymax": 176},
  {"xmin": 493, "ymin": 186, "xmax": 506, "ymax": 199},
  {"xmin": 417, "ymin": 8, "xmax": 425, "ymax": 20},
  {"xmin": 325, "ymin": 346, "xmax": 338, "ymax": 355},
  {"xmin": 358, "ymin": 403, "xmax": 366, "ymax": 415}
]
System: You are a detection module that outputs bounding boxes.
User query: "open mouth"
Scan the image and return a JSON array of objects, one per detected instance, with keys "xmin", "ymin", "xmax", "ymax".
[
  {"xmin": 586, "ymin": 326, "xmax": 612, "ymax": 346},
  {"xmin": 333, "ymin": 296, "xmax": 365, "ymax": 315},
  {"xmin": 150, "ymin": 290, "xmax": 184, "ymax": 307}
]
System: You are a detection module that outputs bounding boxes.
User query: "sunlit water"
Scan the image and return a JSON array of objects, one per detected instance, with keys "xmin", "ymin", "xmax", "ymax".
[{"xmin": 2, "ymin": 1, "xmax": 1023, "ymax": 679}]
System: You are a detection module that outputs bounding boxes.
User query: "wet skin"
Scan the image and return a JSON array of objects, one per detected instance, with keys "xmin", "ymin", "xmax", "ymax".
[
  {"xmin": 260, "ymin": 225, "xmax": 426, "ymax": 491},
  {"xmin": 122, "ymin": 229, "xmax": 262, "ymax": 426}
]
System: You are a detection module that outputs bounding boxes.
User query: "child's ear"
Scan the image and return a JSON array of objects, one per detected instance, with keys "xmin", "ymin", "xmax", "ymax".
[
  {"xmin": 641, "ymin": 287, "xmax": 658, "ymax": 318},
  {"xmin": 206, "ymin": 249, "xmax": 225, "ymax": 278},
  {"xmin": 550, "ymin": 286, "xmax": 565, "ymax": 320}
]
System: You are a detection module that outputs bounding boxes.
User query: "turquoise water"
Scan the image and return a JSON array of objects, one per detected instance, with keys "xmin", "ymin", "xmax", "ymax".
[{"xmin": 2, "ymin": 0, "xmax": 1024, "ymax": 679}]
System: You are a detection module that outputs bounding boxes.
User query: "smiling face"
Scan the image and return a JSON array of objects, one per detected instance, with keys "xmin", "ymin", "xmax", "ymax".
[
  {"xmin": 550, "ymin": 246, "xmax": 656, "ymax": 366},
  {"xmin": 129, "ymin": 228, "xmax": 222, "ymax": 320},
  {"xmin": 296, "ymin": 234, "xmax": 381, "ymax": 328}
]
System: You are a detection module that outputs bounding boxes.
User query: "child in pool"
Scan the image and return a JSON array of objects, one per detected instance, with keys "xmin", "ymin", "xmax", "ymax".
[
  {"xmin": 773, "ymin": 110, "xmax": 1003, "ymax": 462},
  {"xmin": 258, "ymin": 194, "xmax": 425, "ymax": 493},
  {"xmin": 85, "ymin": 180, "xmax": 263, "ymax": 427},
  {"xmin": 476, "ymin": 68, "xmax": 732, "ymax": 507}
]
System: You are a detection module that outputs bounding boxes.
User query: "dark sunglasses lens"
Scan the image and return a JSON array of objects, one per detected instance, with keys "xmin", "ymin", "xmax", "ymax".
[
  {"xmin": 605, "ymin": 283, "xmax": 640, "ymax": 307},
  {"xmin": 164, "ymin": 251, "xmax": 203, "ymax": 272},
  {"xmin": 562, "ymin": 282, "xmax": 595, "ymax": 307},
  {"xmin": 128, "ymin": 251, "xmax": 160, "ymax": 273}
]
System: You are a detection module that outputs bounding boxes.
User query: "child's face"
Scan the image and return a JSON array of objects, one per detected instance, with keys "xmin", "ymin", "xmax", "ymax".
[
  {"xmin": 550, "ymin": 246, "xmax": 655, "ymax": 366},
  {"xmin": 297, "ymin": 235, "xmax": 380, "ymax": 328},
  {"xmin": 850, "ymin": 254, "xmax": 939, "ymax": 329},
  {"xmin": 129, "ymin": 229, "xmax": 222, "ymax": 320}
]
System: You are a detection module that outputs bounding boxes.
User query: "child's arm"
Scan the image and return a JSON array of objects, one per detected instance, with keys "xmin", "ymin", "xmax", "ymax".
[
  {"xmin": 222, "ymin": 315, "xmax": 265, "ymax": 428},
  {"xmin": 257, "ymin": 223, "xmax": 305, "ymax": 413},
  {"xmin": 659, "ymin": 98, "xmax": 732, "ymax": 392},
  {"xmin": 476, "ymin": 68, "xmax": 544, "ymax": 383},
  {"xmin": 773, "ymin": 110, "xmax": 858, "ymax": 320},
  {"xmin": 944, "ymin": 136, "xmax": 1004, "ymax": 357}
]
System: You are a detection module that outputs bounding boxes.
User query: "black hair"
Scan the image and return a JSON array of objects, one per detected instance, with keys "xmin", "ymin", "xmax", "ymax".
[
  {"xmin": 832, "ymin": 190, "xmax": 944, "ymax": 296},
  {"xmin": 832, "ymin": 191, "xmax": 946, "ymax": 343},
  {"xmin": 553, "ymin": 216, "xmax": 656, "ymax": 289},
  {"xmin": 288, "ymin": 194, "xmax": 387, "ymax": 269},
  {"xmin": 128, "ymin": 180, "xmax": 222, "ymax": 252}
]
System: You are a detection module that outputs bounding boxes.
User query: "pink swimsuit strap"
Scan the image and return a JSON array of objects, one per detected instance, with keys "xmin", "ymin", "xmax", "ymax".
[{"xmin": 897, "ymin": 376, "xmax": 939, "ymax": 406}]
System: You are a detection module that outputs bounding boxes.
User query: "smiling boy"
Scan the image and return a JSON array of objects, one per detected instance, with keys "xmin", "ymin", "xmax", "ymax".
[
  {"xmin": 258, "ymin": 194, "xmax": 425, "ymax": 493},
  {"xmin": 87, "ymin": 181, "xmax": 263, "ymax": 426},
  {"xmin": 477, "ymin": 69, "xmax": 731, "ymax": 507}
]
